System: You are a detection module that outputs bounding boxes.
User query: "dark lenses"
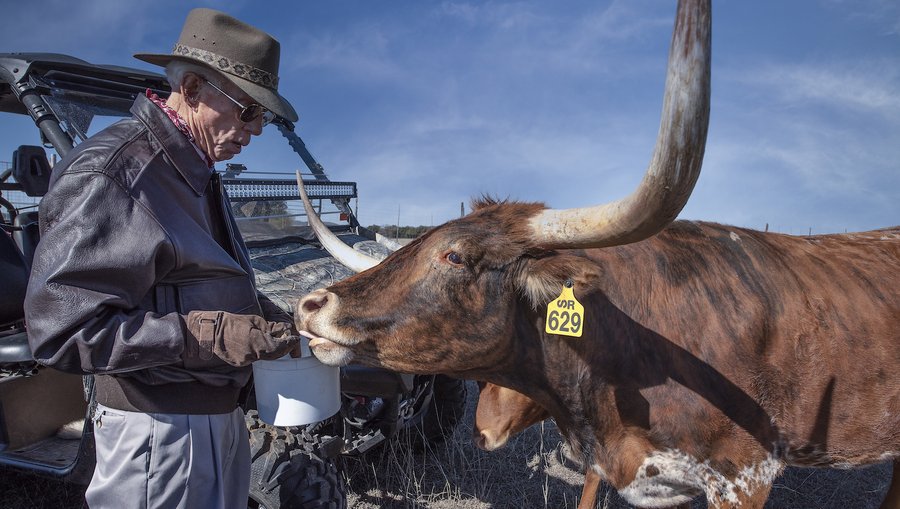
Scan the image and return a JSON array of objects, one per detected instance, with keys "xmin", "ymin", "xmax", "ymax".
[
  {"xmin": 239, "ymin": 104, "xmax": 263, "ymax": 123},
  {"xmin": 203, "ymin": 77, "xmax": 274, "ymax": 125},
  {"xmin": 238, "ymin": 105, "xmax": 276, "ymax": 125}
]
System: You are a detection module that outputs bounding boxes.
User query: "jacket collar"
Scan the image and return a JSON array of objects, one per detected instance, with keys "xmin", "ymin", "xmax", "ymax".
[{"xmin": 131, "ymin": 94, "xmax": 213, "ymax": 196}]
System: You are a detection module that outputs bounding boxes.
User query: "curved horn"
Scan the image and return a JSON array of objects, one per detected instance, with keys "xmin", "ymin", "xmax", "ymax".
[
  {"xmin": 529, "ymin": 0, "xmax": 711, "ymax": 249},
  {"xmin": 296, "ymin": 171, "xmax": 383, "ymax": 272},
  {"xmin": 374, "ymin": 232, "xmax": 403, "ymax": 251}
]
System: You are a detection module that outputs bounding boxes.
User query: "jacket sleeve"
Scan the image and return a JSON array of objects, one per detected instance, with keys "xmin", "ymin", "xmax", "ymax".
[{"xmin": 24, "ymin": 168, "xmax": 184, "ymax": 374}]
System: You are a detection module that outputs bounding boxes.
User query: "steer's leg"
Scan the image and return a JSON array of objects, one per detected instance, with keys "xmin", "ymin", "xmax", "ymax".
[
  {"xmin": 576, "ymin": 469, "xmax": 601, "ymax": 509},
  {"xmin": 880, "ymin": 460, "xmax": 900, "ymax": 509},
  {"xmin": 705, "ymin": 481, "xmax": 771, "ymax": 509},
  {"xmin": 734, "ymin": 483, "xmax": 772, "ymax": 509}
]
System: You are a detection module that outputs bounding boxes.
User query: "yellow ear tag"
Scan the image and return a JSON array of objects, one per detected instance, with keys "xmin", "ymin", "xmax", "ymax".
[{"xmin": 545, "ymin": 280, "xmax": 584, "ymax": 337}]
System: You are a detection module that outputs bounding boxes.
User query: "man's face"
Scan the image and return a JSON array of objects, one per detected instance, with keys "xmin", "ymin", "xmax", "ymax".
[{"xmin": 191, "ymin": 77, "xmax": 265, "ymax": 162}]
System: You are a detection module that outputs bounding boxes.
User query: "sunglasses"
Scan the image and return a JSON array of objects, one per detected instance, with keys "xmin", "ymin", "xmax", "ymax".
[{"xmin": 202, "ymin": 78, "xmax": 276, "ymax": 126}]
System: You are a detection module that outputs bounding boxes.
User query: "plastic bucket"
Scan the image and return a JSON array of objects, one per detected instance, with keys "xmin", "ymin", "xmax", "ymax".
[{"xmin": 252, "ymin": 340, "xmax": 340, "ymax": 427}]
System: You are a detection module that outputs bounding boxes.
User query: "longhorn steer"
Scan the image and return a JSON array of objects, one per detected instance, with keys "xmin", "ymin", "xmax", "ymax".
[
  {"xmin": 300, "ymin": 218, "xmax": 900, "ymax": 507},
  {"xmin": 474, "ymin": 382, "xmax": 607, "ymax": 509},
  {"xmin": 295, "ymin": 1, "xmax": 900, "ymax": 507},
  {"xmin": 474, "ymin": 382, "xmax": 549, "ymax": 453}
]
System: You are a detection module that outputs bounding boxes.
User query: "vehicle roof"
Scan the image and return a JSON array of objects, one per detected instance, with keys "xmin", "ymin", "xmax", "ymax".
[{"xmin": 0, "ymin": 52, "xmax": 170, "ymax": 116}]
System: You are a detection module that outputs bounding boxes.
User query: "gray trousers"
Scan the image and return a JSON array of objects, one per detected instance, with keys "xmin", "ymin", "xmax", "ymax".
[{"xmin": 85, "ymin": 404, "xmax": 250, "ymax": 509}]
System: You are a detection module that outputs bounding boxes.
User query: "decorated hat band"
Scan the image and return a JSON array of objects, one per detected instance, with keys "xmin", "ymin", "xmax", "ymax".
[{"xmin": 173, "ymin": 44, "xmax": 279, "ymax": 89}]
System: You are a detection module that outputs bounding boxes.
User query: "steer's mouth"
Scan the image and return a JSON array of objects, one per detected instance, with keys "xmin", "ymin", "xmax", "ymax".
[
  {"xmin": 295, "ymin": 288, "xmax": 364, "ymax": 366},
  {"xmin": 298, "ymin": 330, "xmax": 357, "ymax": 366},
  {"xmin": 474, "ymin": 429, "xmax": 511, "ymax": 452}
]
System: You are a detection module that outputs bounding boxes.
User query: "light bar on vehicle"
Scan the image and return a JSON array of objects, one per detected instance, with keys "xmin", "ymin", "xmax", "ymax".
[{"xmin": 223, "ymin": 178, "xmax": 356, "ymax": 202}]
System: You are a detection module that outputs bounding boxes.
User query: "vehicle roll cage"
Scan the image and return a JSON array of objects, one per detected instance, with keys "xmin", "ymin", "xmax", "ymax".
[{"xmin": 0, "ymin": 53, "xmax": 366, "ymax": 230}]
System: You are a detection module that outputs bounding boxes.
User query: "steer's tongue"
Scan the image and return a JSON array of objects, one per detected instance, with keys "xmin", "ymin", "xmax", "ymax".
[
  {"xmin": 308, "ymin": 338, "xmax": 331, "ymax": 349},
  {"xmin": 298, "ymin": 330, "xmax": 333, "ymax": 348}
]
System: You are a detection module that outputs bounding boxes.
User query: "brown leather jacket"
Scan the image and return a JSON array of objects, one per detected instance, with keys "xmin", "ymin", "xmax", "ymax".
[{"xmin": 24, "ymin": 94, "xmax": 277, "ymax": 413}]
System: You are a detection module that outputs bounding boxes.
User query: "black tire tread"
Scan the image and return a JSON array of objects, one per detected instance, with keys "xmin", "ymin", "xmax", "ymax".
[{"xmin": 246, "ymin": 411, "xmax": 347, "ymax": 509}]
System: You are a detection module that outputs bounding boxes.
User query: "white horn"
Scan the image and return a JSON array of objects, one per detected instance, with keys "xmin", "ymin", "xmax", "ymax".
[
  {"xmin": 529, "ymin": 0, "xmax": 711, "ymax": 249},
  {"xmin": 374, "ymin": 233, "xmax": 403, "ymax": 251},
  {"xmin": 296, "ymin": 171, "xmax": 383, "ymax": 272}
]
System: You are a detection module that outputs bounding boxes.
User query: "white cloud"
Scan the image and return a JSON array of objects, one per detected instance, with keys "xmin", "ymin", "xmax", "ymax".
[
  {"xmin": 436, "ymin": 1, "xmax": 542, "ymax": 31},
  {"xmin": 0, "ymin": 0, "xmax": 171, "ymax": 60},
  {"xmin": 286, "ymin": 25, "xmax": 406, "ymax": 83},
  {"xmin": 822, "ymin": 0, "xmax": 900, "ymax": 36},
  {"xmin": 739, "ymin": 61, "xmax": 900, "ymax": 120}
]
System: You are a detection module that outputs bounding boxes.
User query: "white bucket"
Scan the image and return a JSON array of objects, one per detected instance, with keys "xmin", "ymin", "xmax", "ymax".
[{"xmin": 252, "ymin": 339, "xmax": 340, "ymax": 427}]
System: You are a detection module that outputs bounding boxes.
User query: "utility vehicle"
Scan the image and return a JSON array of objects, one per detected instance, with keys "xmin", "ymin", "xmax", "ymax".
[{"xmin": 0, "ymin": 53, "xmax": 465, "ymax": 508}]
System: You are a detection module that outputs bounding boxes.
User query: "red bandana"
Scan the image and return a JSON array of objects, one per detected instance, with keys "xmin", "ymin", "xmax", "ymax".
[{"xmin": 145, "ymin": 89, "xmax": 214, "ymax": 168}]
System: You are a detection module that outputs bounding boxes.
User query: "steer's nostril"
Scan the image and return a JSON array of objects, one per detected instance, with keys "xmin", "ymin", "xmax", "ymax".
[
  {"xmin": 299, "ymin": 292, "xmax": 330, "ymax": 314},
  {"xmin": 302, "ymin": 297, "xmax": 323, "ymax": 313}
]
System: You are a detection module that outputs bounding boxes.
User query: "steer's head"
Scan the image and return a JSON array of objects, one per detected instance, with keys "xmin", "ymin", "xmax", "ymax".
[
  {"xmin": 474, "ymin": 382, "xmax": 550, "ymax": 451},
  {"xmin": 296, "ymin": 0, "xmax": 711, "ymax": 378},
  {"xmin": 297, "ymin": 198, "xmax": 605, "ymax": 374}
]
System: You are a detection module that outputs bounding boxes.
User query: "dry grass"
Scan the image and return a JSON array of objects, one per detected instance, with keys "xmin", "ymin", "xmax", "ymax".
[
  {"xmin": 342, "ymin": 383, "xmax": 589, "ymax": 508},
  {"xmin": 341, "ymin": 381, "xmax": 893, "ymax": 509},
  {"xmin": 0, "ymin": 381, "xmax": 892, "ymax": 508},
  {"xmin": 0, "ymin": 469, "xmax": 84, "ymax": 508}
]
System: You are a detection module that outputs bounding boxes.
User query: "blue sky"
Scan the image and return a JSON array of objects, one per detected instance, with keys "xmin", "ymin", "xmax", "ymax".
[{"xmin": 2, "ymin": 0, "xmax": 898, "ymax": 233}]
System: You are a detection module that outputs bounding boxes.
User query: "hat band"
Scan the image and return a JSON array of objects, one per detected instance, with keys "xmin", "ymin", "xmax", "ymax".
[{"xmin": 173, "ymin": 43, "xmax": 279, "ymax": 89}]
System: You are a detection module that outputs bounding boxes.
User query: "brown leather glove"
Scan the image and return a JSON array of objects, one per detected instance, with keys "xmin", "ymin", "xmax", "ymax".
[
  {"xmin": 183, "ymin": 311, "xmax": 299, "ymax": 368},
  {"xmin": 256, "ymin": 294, "xmax": 302, "ymax": 359}
]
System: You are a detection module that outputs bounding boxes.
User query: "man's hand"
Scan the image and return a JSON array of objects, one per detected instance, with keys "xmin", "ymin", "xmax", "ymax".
[{"xmin": 183, "ymin": 311, "xmax": 300, "ymax": 368}]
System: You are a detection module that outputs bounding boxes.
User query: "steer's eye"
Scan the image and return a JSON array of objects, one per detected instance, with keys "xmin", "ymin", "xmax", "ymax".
[{"xmin": 446, "ymin": 251, "xmax": 464, "ymax": 265}]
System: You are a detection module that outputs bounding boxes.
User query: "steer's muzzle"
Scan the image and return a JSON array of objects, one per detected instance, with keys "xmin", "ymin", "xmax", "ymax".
[
  {"xmin": 474, "ymin": 428, "xmax": 510, "ymax": 452},
  {"xmin": 295, "ymin": 289, "xmax": 357, "ymax": 366},
  {"xmin": 297, "ymin": 288, "xmax": 333, "ymax": 318}
]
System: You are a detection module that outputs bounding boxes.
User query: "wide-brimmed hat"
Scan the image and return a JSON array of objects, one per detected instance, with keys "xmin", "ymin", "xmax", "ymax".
[{"xmin": 135, "ymin": 8, "xmax": 298, "ymax": 122}]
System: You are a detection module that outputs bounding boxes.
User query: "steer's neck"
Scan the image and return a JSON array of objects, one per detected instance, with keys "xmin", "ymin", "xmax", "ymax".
[{"xmin": 481, "ymin": 305, "xmax": 604, "ymax": 468}]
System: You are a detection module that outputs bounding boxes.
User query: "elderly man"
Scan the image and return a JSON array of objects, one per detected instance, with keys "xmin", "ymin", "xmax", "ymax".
[{"xmin": 24, "ymin": 9, "xmax": 299, "ymax": 508}]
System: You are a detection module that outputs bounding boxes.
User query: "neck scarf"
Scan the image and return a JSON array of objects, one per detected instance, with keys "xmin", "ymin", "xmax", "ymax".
[{"xmin": 145, "ymin": 89, "xmax": 214, "ymax": 168}]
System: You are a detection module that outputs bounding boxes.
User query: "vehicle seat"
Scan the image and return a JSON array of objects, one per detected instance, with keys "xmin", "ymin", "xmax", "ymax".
[
  {"xmin": 12, "ymin": 145, "xmax": 52, "ymax": 198},
  {"xmin": 0, "ymin": 232, "xmax": 33, "ymax": 364},
  {"xmin": 12, "ymin": 211, "xmax": 39, "ymax": 270}
]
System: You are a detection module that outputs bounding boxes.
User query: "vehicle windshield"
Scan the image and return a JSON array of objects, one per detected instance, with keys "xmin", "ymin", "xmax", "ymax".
[{"xmin": 42, "ymin": 89, "xmax": 135, "ymax": 144}]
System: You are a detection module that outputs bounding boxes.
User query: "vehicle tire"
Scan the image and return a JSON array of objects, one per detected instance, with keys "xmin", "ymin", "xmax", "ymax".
[
  {"xmin": 405, "ymin": 375, "xmax": 467, "ymax": 448},
  {"xmin": 246, "ymin": 410, "xmax": 346, "ymax": 509}
]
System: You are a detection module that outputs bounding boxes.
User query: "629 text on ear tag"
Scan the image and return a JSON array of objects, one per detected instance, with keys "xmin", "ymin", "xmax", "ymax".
[{"xmin": 545, "ymin": 281, "xmax": 585, "ymax": 337}]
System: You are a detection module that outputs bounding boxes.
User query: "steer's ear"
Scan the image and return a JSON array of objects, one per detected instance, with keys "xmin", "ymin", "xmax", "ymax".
[{"xmin": 516, "ymin": 254, "xmax": 602, "ymax": 310}]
